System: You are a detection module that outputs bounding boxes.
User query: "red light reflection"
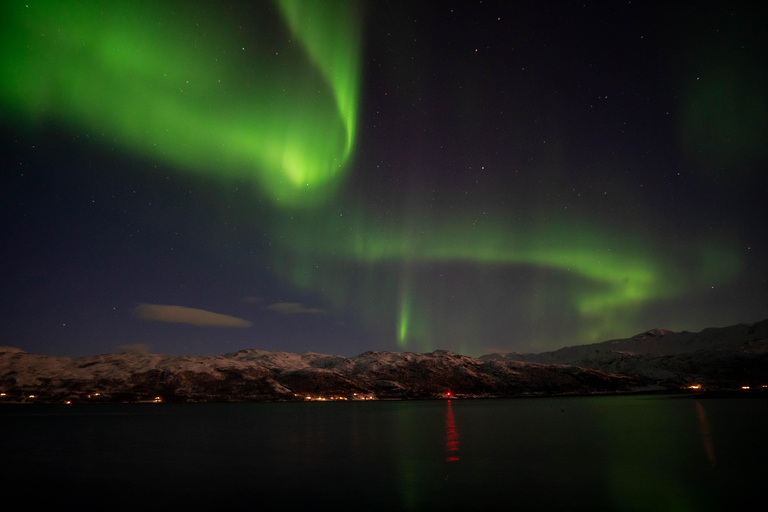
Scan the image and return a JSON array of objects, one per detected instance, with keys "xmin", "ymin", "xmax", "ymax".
[{"xmin": 445, "ymin": 400, "xmax": 460, "ymax": 462}]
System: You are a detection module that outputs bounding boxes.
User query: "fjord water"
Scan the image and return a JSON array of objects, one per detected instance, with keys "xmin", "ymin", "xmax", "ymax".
[{"xmin": 2, "ymin": 396, "xmax": 764, "ymax": 511}]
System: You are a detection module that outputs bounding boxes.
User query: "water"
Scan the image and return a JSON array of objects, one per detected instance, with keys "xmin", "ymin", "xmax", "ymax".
[{"xmin": 1, "ymin": 395, "xmax": 765, "ymax": 510}]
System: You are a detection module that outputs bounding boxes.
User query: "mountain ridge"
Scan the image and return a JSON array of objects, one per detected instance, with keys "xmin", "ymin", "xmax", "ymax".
[
  {"xmin": 2, "ymin": 319, "xmax": 766, "ymax": 403},
  {"xmin": 482, "ymin": 318, "xmax": 768, "ymax": 385}
]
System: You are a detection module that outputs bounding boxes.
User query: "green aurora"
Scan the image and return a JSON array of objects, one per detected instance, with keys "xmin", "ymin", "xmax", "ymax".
[
  {"xmin": 1, "ymin": 0, "xmax": 361, "ymax": 207},
  {"xmin": 0, "ymin": 0, "xmax": 744, "ymax": 352},
  {"xmin": 270, "ymin": 207, "xmax": 740, "ymax": 351}
]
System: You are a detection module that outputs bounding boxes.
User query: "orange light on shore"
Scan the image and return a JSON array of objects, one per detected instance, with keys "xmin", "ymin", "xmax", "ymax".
[{"xmin": 688, "ymin": 385, "xmax": 701, "ymax": 389}]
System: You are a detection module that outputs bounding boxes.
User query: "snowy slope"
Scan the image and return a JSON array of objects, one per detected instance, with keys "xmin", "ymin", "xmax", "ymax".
[
  {"xmin": 482, "ymin": 319, "xmax": 768, "ymax": 385},
  {"xmin": 2, "ymin": 319, "xmax": 765, "ymax": 402},
  {"xmin": 1, "ymin": 347, "xmax": 640, "ymax": 402}
]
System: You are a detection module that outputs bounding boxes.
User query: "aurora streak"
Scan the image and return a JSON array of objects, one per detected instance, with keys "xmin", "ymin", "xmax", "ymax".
[
  {"xmin": 1, "ymin": 0, "xmax": 361, "ymax": 207},
  {"xmin": 0, "ymin": 0, "xmax": 750, "ymax": 355},
  {"xmin": 271, "ymin": 208, "xmax": 740, "ymax": 350}
]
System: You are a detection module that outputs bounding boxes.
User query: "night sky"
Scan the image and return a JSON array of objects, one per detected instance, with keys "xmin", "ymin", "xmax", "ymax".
[{"xmin": 2, "ymin": 1, "xmax": 766, "ymax": 358}]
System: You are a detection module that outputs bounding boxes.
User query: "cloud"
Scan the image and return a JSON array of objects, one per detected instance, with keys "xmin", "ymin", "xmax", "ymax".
[
  {"xmin": 115, "ymin": 343, "xmax": 153, "ymax": 354},
  {"xmin": 267, "ymin": 302, "xmax": 326, "ymax": 315},
  {"xmin": 134, "ymin": 303, "xmax": 252, "ymax": 327}
]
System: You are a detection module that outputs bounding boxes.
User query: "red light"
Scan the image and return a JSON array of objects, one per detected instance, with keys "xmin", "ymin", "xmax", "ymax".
[{"xmin": 446, "ymin": 391, "xmax": 451, "ymax": 397}]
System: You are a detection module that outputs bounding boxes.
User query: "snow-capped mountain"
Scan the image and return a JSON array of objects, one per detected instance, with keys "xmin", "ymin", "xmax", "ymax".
[
  {"xmin": 1, "ymin": 319, "xmax": 765, "ymax": 402},
  {"xmin": 482, "ymin": 318, "xmax": 768, "ymax": 387},
  {"xmin": 0, "ymin": 348, "xmax": 641, "ymax": 403}
]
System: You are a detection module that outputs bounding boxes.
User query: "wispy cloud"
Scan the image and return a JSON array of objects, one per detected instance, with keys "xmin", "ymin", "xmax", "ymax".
[
  {"xmin": 267, "ymin": 302, "xmax": 326, "ymax": 315},
  {"xmin": 115, "ymin": 343, "xmax": 153, "ymax": 353},
  {"xmin": 134, "ymin": 303, "xmax": 252, "ymax": 327}
]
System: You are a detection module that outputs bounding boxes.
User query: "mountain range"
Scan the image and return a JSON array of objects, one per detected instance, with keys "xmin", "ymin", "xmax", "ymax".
[{"xmin": 2, "ymin": 318, "xmax": 766, "ymax": 403}]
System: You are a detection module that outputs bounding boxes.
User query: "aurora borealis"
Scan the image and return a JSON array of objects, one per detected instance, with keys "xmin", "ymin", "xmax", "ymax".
[
  {"xmin": 1, "ymin": 0, "xmax": 766, "ymax": 357},
  {"xmin": 1, "ymin": 0, "xmax": 361, "ymax": 206}
]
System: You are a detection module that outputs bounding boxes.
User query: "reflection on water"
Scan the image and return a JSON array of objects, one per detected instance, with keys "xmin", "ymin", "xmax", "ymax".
[
  {"xmin": 695, "ymin": 401, "xmax": 717, "ymax": 467},
  {"xmin": 1, "ymin": 397, "xmax": 766, "ymax": 511},
  {"xmin": 445, "ymin": 400, "xmax": 460, "ymax": 462}
]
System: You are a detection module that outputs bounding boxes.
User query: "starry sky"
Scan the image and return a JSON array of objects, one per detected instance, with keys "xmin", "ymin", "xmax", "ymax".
[{"xmin": 1, "ymin": 0, "xmax": 766, "ymax": 358}]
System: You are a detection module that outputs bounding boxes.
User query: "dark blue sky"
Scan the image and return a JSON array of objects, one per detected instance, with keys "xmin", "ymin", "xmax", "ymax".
[{"xmin": 2, "ymin": 1, "xmax": 766, "ymax": 357}]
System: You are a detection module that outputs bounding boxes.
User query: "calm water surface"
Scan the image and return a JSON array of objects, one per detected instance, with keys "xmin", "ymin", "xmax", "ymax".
[{"xmin": 1, "ymin": 395, "xmax": 765, "ymax": 510}]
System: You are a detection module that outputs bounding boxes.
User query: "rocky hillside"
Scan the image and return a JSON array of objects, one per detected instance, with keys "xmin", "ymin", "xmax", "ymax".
[
  {"xmin": 0, "ymin": 347, "xmax": 643, "ymax": 403},
  {"xmin": 2, "ymin": 319, "xmax": 765, "ymax": 403},
  {"xmin": 482, "ymin": 319, "xmax": 768, "ymax": 388}
]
